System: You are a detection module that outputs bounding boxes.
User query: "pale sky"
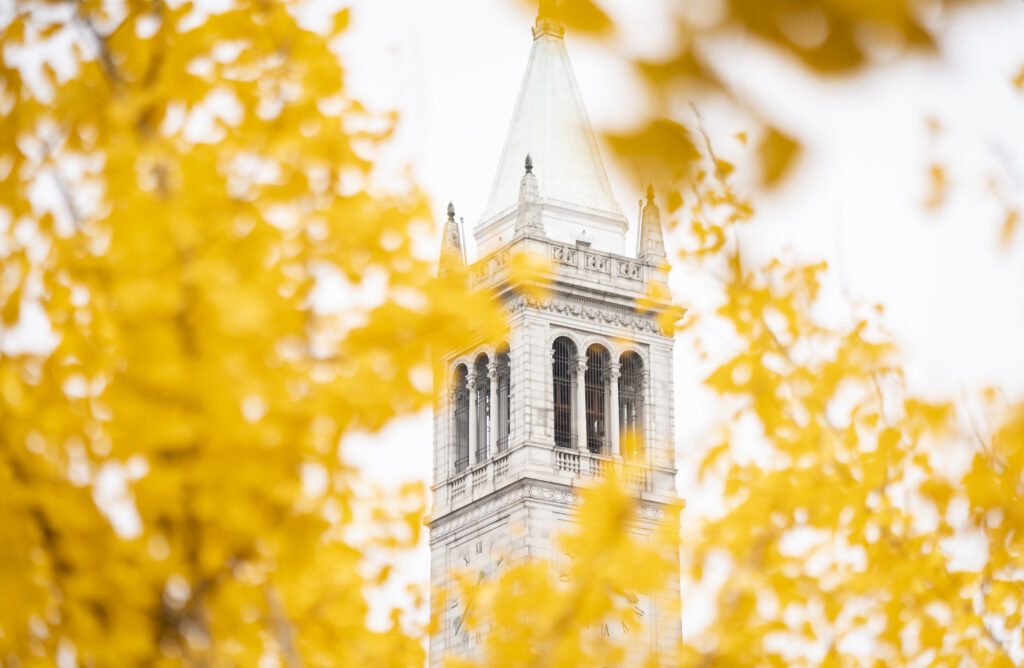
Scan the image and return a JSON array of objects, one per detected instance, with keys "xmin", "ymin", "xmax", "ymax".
[
  {"xmin": 338, "ymin": 0, "xmax": 1024, "ymax": 492},
  {"xmin": 335, "ymin": 0, "xmax": 1024, "ymax": 633},
  {"xmin": 4, "ymin": 0, "xmax": 1022, "ymax": 643}
]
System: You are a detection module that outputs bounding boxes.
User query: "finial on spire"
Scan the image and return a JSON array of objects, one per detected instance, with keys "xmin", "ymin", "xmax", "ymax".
[
  {"xmin": 639, "ymin": 184, "xmax": 666, "ymax": 262},
  {"xmin": 516, "ymin": 153, "xmax": 543, "ymax": 236},
  {"xmin": 439, "ymin": 201, "xmax": 465, "ymax": 276},
  {"xmin": 533, "ymin": 0, "xmax": 564, "ymax": 39}
]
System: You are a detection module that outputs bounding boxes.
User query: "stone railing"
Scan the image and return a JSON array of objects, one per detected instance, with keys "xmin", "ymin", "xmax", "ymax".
[
  {"xmin": 553, "ymin": 448, "xmax": 580, "ymax": 474},
  {"xmin": 445, "ymin": 445, "xmax": 653, "ymax": 512},
  {"xmin": 472, "ymin": 466, "xmax": 488, "ymax": 492},
  {"xmin": 493, "ymin": 452, "xmax": 511, "ymax": 481},
  {"xmin": 553, "ymin": 448, "xmax": 650, "ymax": 491},
  {"xmin": 469, "ymin": 242, "xmax": 645, "ymax": 289},
  {"xmin": 549, "ymin": 243, "xmax": 643, "ymax": 282},
  {"xmin": 449, "ymin": 473, "xmax": 467, "ymax": 504},
  {"xmin": 447, "ymin": 452, "xmax": 517, "ymax": 511}
]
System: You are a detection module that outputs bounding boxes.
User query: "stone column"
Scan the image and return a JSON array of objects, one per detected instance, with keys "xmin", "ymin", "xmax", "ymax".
[
  {"xmin": 547, "ymin": 346, "xmax": 556, "ymax": 441},
  {"xmin": 642, "ymin": 368, "xmax": 653, "ymax": 465},
  {"xmin": 449, "ymin": 386, "xmax": 458, "ymax": 474},
  {"xmin": 576, "ymin": 355, "xmax": 588, "ymax": 452},
  {"xmin": 609, "ymin": 363, "xmax": 621, "ymax": 457},
  {"xmin": 467, "ymin": 370, "xmax": 478, "ymax": 467},
  {"xmin": 487, "ymin": 361, "xmax": 499, "ymax": 454}
]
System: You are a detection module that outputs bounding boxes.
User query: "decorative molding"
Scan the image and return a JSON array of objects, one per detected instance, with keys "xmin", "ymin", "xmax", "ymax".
[
  {"xmin": 469, "ymin": 249, "xmax": 512, "ymax": 286},
  {"xmin": 470, "ymin": 241, "xmax": 647, "ymax": 290},
  {"xmin": 506, "ymin": 294, "xmax": 668, "ymax": 336},
  {"xmin": 583, "ymin": 252, "xmax": 609, "ymax": 273},
  {"xmin": 616, "ymin": 260, "xmax": 642, "ymax": 280},
  {"xmin": 430, "ymin": 480, "xmax": 667, "ymax": 541},
  {"xmin": 551, "ymin": 245, "xmax": 577, "ymax": 266}
]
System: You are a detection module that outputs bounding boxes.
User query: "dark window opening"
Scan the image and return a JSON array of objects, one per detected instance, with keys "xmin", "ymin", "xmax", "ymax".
[
  {"xmin": 496, "ymin": 345, "xmax": 511, "ymax": 452},
  {"xmin": 552, "ymin": 337, "xmax": 577, "ymax": 447},
  {"xmin": 619, "ymin": 352, "xmax": 644, "ymax": 459},
  {"xmin": 474, "ymin": 355, "xmax": 490, "ymax": 462},
  {"xmin": 453, "ymin": 365, "xmax": 469, "ymax": 472},
  {"xmin": 585, "ymin": 345, "xmax": 610, "ymax": 453}
]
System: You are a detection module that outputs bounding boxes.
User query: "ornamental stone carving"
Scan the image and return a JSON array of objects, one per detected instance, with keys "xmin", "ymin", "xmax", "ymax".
[
  {"xmin": 617, "ymin": 261, "xmax": 642, "ymax": 280},
  {"xmin": 470, "ymin": 263, "xmax": 488, "ymax": 285},
  {"xmin": 551, "ymin": 245, "xmax": 577, "ymax": 266},
  {"xmin": 584, "ymin": 252, "xmax": 609, "ymax": 273},
  {"xmin": 430, "ymin": 481, "xmax": 666, "ymax": 541},
  {"xmin": 505, "ymin": 294, "xmax": 669, "ymax": 335}
]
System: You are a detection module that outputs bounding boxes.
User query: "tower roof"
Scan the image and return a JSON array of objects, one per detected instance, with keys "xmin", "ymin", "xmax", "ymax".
[{"xmin": 477, "ymin": 7, "xmax": 625, "ymax": 234}]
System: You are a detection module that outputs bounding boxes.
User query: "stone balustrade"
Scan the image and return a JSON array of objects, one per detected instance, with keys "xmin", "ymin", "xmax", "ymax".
[{"xmin": 446, "ymin": 444, "xmax": 653, "ymax": 512}]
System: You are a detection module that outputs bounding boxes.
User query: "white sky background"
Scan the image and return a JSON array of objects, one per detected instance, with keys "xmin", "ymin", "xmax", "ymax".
[
  {"xmin": 2, "ymin": 0, "xmax": 1021, "ymax": 648},
  {"xmin": 337, "ymin": 0, "xmax": 1024, "ymax": 437},
  {"xmin": 335, "ymin": 0, "xmax": 1024, "ymax": 635},
  {"xmin": 3, "ymin": 0, "xmax": 1021, "ymax": 648}
]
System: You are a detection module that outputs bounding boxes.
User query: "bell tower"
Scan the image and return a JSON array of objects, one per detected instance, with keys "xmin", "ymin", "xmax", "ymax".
[{"xmin": 428, "ymin": 5, "xmax": 681, "ymax": 665}]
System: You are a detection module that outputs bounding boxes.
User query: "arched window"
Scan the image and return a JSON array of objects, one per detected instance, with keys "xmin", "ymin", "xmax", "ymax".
[
  {"xmin": 474, "ymin": 355, "xmax": 490, "ymax": 462},
  {"xmin": 585, "ymin": 344, "xmax": 611, "ymax": 453},
  {"xmin": 552, "ymin": 337, "xmax": 577, "ymax": 447},
  {"xmin": 619, "ymin": 352, "xmax": 644, "ymax": 459},
  {"xmin": 453, "ymin": 365, "xmax": 469, "ymax": 472},
  {"xmin": 496, "ymin": 344, "xmax": 511, "ymax": 452}
]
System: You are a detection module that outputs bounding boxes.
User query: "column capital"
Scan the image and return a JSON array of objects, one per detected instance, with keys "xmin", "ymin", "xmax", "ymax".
[
  {"xmin": 486, "ymin": 361, "xmax": 499, "ymax": 379},
  {"xmin": 608, "ymin": 361, "xmax": 621, "ymax": 380}
]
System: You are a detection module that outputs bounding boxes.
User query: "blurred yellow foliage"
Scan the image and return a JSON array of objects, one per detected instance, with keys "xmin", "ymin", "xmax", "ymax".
[
  {"xmin": 0, "ymin": 0, "xmax": 503, "ymax": 664},
  {"xmin": 664, "ymin": 130, "xmax": 1024, "ymax": 665},
  {"xmin": 444, "ymin": 473, "xmax": 682, "ymax": 668},
  {"xmin": 530, "ymin": 0, "xmax": 998, "ymax": 193},
  {"xmin": 3, "ymin": 1, "xmax": 1022, "ymax": 667}
]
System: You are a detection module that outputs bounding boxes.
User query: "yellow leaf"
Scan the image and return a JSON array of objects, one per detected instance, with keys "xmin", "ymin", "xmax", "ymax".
[{"xmin": 758, "ymin": 126, "xmax": 800, "ymax": 186}]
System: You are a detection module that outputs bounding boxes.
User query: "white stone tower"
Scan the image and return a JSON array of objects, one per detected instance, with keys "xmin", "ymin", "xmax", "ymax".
[{"xmin": 428, "ymin": 4, "xmax": 681, "ymax": 665}]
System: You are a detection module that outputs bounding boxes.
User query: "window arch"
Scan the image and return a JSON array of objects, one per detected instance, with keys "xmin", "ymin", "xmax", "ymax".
[
  {"xmin": 585, "ymin": 344, "xmax": 611, "ymax": 453},
  {"xmin": 619, "ymin": 351, "xmax": 644, "ymax": 459},
  {"xmin": 474, "ymin": 355, "xmax": 490, "ymax": 462},
  {"xmin": 496, "ymin": 344, "xmax": 511, "ymax": 452},
  {"xmin": 552, "ymin": 337, "xmax": 577, "ymax": 447},
  {"xmin": 453, "ymin": 365, "xmax": 469, "ymax": 472}
]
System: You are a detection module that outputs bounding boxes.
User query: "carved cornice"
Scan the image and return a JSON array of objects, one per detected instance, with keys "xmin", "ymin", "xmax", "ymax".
[
  {"xmin": 506, "ymin": 294, "xmax": 670, "ymax": 336},
  {"xmin": 429, "ymin": 480, "xmax": 667, "ymax": 542}
]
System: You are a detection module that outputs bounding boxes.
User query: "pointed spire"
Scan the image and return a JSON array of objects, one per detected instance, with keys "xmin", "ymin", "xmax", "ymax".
[
  {"xmin": 516, "ymin": 154, "xmax": 543, "ymax": 236},
  {"xmin": 439, "ymin": 201, "xmax": 465, "ymax": 275},
  {"xmin": 638, "ymin": 185, "xmax": 667, "ymax": 262},
  {"xmin": 477, "ymin": 0, "xmax": 626, "ymax": 256},
  {"xmin": 533, "ymin": 0, "xmax": 564, "ymax": 39}
]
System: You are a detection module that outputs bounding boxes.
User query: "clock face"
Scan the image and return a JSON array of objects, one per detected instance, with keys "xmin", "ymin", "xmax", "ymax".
[
  {"xmin": 555, "ymin": 523, "xmax": 652, "ymax": 651},
  {"xmin": 448, "ymin": 533, "xmax": 505, "ymax": 648}
]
